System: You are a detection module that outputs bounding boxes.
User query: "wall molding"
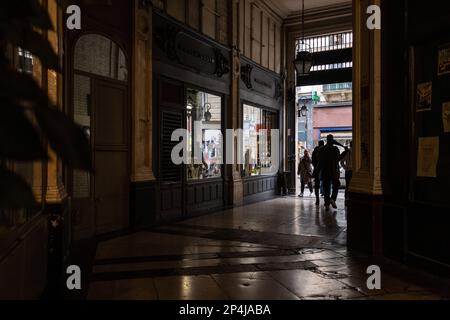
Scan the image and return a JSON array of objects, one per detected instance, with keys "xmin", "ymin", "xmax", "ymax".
[{"xmin": 284, "ymin": 2, "xmax": 352, "ymax": 28}]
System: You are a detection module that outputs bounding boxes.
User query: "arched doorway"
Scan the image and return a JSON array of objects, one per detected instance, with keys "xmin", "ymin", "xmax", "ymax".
[{"xmin": 70, "ymin": 33, "xmax": 130, "ymax": 238}]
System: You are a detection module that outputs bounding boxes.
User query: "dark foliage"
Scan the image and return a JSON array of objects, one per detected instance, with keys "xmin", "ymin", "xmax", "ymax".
[{"xmin": 0, "ymin": 0, "xmax": 92, "ymax": 209}]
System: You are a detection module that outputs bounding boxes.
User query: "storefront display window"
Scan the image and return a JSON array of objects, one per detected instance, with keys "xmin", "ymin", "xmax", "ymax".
[
  {"xmin": 186, "ymin": 89, "xmax": 222, "ymax": 180},
  {"xmin": 243, "ymin": 104, "xmax": 277, "ymax": 177}
]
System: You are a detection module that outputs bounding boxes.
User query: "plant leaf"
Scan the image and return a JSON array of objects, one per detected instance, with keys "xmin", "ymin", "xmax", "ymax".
[
  {"xmin": 8, "ymin": 29, "xmax": 61, "ymax": 72},
  {"xmin": 0, "ymin": 1, "xmax": 54, "ymax": 31},
  {"xmin": 0, "ymin": 100, "xmax": 48, "ymax": 160},
  {"xmin": 0, "ymin": 67, "xmax": 92, "ymax": 171},
  {"xmin": 2, "ymin": 26, "xmax": 60, "ymax": 71},
  {"xmin": 0, "ymin": 167, "xmax": 37, "ymax": 209},
  {"xmin": 34, "ymin": 106, "xmax": 92, "ymax": 171},
  {"xmin": 0, "ymin": 65, "xmax": 48, "ymax": 102}
]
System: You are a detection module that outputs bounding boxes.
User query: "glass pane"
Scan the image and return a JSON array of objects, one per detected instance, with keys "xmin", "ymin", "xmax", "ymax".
[
  {"xmin": 243, "ymin": 104, "xmax": 261, "ymax": 177},
  {"xmin": 261, "ymin": 110, "xmax": 276, "ymax": 169},
  {"xmin": 73, "ymin": 74, "xmax": 91, "ymax": 198},
  {"xmin": 74, "ymin": 34, "xmax": 128, "ymax": 81},
  {"xmin": 17, "ymin": 47, "xmax": 33, "ymax": 74},
  {"xmin": 243, "ymin": 105, "xmax": 277, "ymax": 177},
  {"xmin": 186, "ymin": 89, "xmax": 222, "ymax": 180}
]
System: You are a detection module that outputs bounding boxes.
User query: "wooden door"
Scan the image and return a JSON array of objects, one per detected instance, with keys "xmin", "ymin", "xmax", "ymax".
[
  {"xmin": 92, "ymin": 78, "xmax": 129, "ymax": 234},
  {"xmin": 157, "ymin": 78, "xmax": 185, "ymax": 222},
  {"xmin": 159, "ymin": 109, "xmax": 185, "ymax": 222}
]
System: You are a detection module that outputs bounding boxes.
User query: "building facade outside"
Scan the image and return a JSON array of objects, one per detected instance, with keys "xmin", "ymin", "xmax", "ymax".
[{"xmin": 297, "ymin": 82, "xmax": 353, "ymax": 154}]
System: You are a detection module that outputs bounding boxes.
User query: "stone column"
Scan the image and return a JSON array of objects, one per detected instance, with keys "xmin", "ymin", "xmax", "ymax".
[
  {"xmin": 45, "ymin": 0, "xmax": 67, "ymax": 205},
  {"xmin": 285, "ymin": 29, "xmax": 298, "ymax": 190},
  {"xmin": 31, "ymin": 42, "xmax": 45, "ymax": 203},
  {"xmin": 348, "ymin": 0, "xmax": 383, "ymax": 255},
  {"xmin": 131, "ymin": 0, "xmax": 155, "ymax": 183},
  {"xmin": 230, "ymin": 48, "xmax": 244, "ymax": 206},
  {"xmin": 230, "ymin": 0, "xmax": 243, "ymax": 206},
  {"xmin": 351, "ymin": 0, "xmax": 383, "ymax": 196},
  {"xmin": 44, "ymin": 0, "xmax": 69, "ymax": 295}
]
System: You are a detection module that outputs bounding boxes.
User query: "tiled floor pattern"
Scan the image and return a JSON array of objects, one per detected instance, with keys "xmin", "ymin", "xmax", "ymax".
[{"xmin": 87, "ymin": 195, "xmax": 444, "ymax": 300}]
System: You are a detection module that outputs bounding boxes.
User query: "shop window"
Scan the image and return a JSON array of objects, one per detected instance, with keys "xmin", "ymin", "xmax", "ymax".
[
  {"xmin": 186, "ymin": 89, "xmax": 222, "ymax": 180},
  {"xmin": 243, "ymin": 104, "xmax": 277, "ymax": 177}
]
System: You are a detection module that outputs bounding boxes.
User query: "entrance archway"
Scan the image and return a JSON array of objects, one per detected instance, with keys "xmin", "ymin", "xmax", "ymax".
[{"xmin": 70, "ymin": 33, "xmax": 130, "ymax": 238}]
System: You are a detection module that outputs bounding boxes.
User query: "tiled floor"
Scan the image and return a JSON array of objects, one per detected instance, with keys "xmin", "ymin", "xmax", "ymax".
[{"xmin": 86, "ymin": 194, "xmax": 445, "ymax": 300}]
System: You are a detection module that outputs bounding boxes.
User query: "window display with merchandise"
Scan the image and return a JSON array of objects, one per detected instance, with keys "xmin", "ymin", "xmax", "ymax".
[
  {"xmin": 242, "ymin": 104, "xmax": 278, "ymax": 177},
  {"xmin": 186, "ymin": 89, "xmax": 223, "ymax": 181}
]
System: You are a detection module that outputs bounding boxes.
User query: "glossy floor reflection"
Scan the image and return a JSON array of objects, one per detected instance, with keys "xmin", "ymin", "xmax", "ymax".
[{"xmin": 87, "ymin": 195, "xmax": 444, "ymax": 300}]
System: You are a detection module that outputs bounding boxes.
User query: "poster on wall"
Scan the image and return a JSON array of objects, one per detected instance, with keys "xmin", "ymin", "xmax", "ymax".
[
  {"xmin": 416, "ymin": 82, "xmax": 433, "ymax": 112},
  {"xmin": 438, "ymin": 44, "xmax": 450, "ymax": 76},
  {"xmin": 443, "ymin": 102, "xmax": 450, "ymax": 133},
  {"xmin": 417, "ymin": 137, "xmax": 439, "ymax": 178}
]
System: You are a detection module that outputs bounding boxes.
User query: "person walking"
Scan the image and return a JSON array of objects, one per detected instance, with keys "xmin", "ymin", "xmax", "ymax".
[
  {"xmin": 298, "ymin": 150, "xmax": 314, "ymax": 197},
  {"xmin": 316, "ymin": 135, "xmax": 349, "ymax": 210},
  {"xmin": 340, "ymin": 141, "xmax": 353, "ymax": 205},
  {"xmin": 312, "ymin": 140, "xmax": 324, "ymax": 206}
]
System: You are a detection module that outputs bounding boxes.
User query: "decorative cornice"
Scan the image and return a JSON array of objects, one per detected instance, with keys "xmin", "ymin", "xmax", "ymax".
[
  {"xmin": 284, "ymin": 2, "xmax": 352, "ymax": 28},
  {"xmin": 241, "ymin": 64, "xmax": 254, "ymax": 89},
  {"xmin": 256, "ymin": 0, "xmax": 286, "ymax": 23}
]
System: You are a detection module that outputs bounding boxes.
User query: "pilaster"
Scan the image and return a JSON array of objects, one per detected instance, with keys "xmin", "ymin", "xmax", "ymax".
[{"xmin": 131, "ymin": 0, "xmax": 156, "ymax": 183}]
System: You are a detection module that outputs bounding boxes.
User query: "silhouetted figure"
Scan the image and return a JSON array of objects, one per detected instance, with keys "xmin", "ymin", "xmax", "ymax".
[
  {"xmin": 316, "ymin": 135, "xmax": 349, "ymax": 210},
  {"xmin": 312, "ymin": 140, "xmax": 325, "ymax": 206},
  {"xmin": 340, "ymin": 141, "xmax": 353, "ymax": 206},
  {"xmin": 298, "ymin": 150, "xmax": 313, "ymax": 197}
]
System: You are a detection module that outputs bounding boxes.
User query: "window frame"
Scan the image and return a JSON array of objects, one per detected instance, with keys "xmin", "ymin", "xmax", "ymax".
[
  {"xmin": 241, "ymin": 101, "xmax": 279, "ymax": 179},
  {"xmin": 185, "ymin": 86, "xmax": 225, "ymax": 183}
]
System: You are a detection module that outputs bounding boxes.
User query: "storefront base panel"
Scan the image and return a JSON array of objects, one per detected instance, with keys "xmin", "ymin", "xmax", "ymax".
[
  {"xmin": 0, "ymin": 214, "xmax": 48, "ymax": 300},
  {"xmin": 347, "ymin": 192, "xmax": 383, "ymax": 255},
  {"xmin": 243, "ymin": 176, "xmax": 279, "ymax": 205},
  {"xmin": 349, "ymin": 194, "xmax": 450, "ymax": 278},
  {"xmin": 404, "ymin": 202, "xmax": 450, "ymax": 277},
  {"xmin": 131, "ymin": 181, "xmax": 158, "ymax": 229}
]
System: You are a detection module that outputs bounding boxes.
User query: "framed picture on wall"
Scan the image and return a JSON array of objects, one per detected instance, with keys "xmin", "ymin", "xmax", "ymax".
[
  {"xmin": 443, "ymin": 102, "xmax": 450, "ymax": 133},
  {"xmin": 417, "ymin": 137, "xmax": 439, "ymax": 178},
  {"xmin": 416, "ymin": 82, "xmax": 433, "ymax": 112},
  {"xmin": 438, "ymin": 43, "xmax": 450, "ymax": 76}
]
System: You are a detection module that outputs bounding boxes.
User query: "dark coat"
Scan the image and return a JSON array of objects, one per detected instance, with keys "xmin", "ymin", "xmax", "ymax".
[
  {"xmin": 316, "ymin": 144, "xmax": 347, "ymax": 180},
  {"xmin": 298, "ymin": 156, "xmax": 313, "ymax": 184},
  {"xmin": 312, "ymin": 146, "xmax": 323, "ymax": 177}
]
